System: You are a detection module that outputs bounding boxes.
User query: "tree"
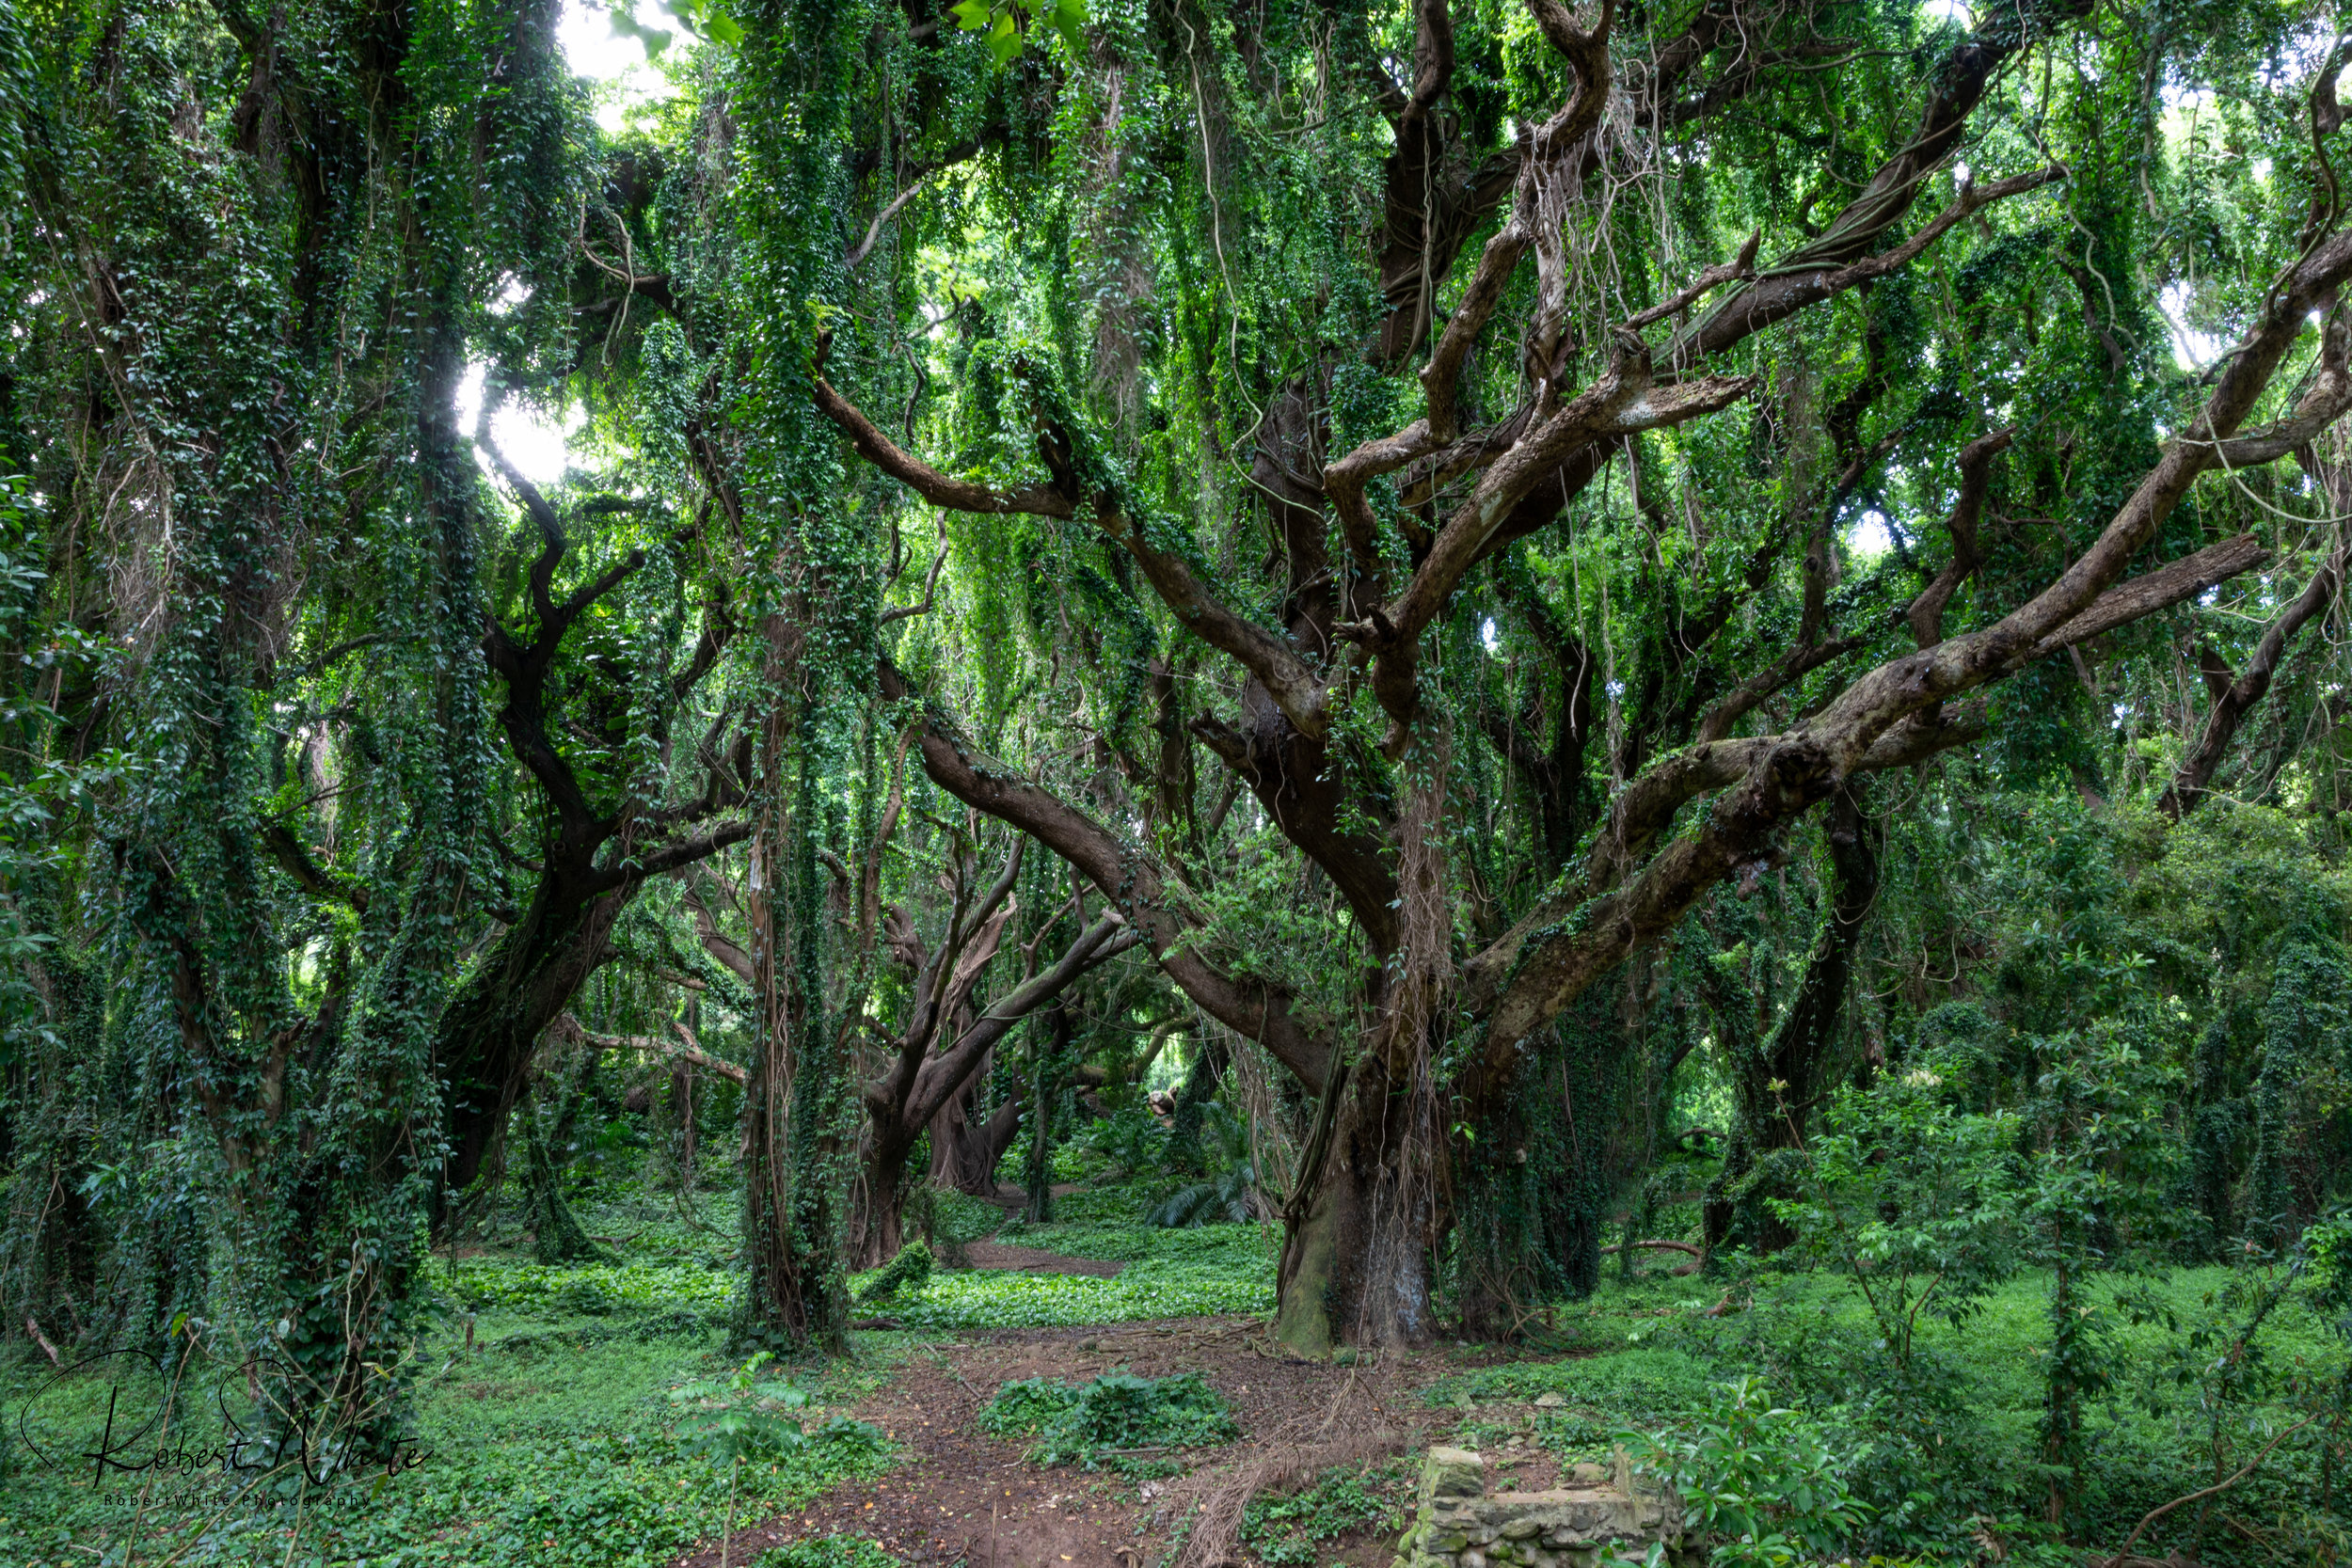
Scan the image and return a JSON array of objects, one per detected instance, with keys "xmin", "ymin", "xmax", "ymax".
[
  {"xmin": 813, "ymin": 0, "xmax": 2352, "ymax": 1350},
  {"xmin": 850, "ymin": 830, "xmax": 1141, "ymax": 1262}
]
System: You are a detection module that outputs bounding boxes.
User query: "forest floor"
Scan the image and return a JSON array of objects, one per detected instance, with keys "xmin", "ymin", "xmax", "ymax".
[
  {"xmin": 672, "ymin": 1311, "xmax": 1455, "ymax": 1568},
  {"xmin": 2, "ymin": 1168, "xmax": 2342, "ymax": 1568}
]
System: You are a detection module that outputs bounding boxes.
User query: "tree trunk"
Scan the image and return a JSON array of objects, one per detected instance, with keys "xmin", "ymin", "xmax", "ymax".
[
  {"xmin": 851, "ymin": 1117, "xmax": 925, "ymax": 1269},
  {"xmin": 1024, "ymin": 1003, "xmax": 1073, "ymax": 1223},
  {"xmin": 1704, "ymin": 784, "xmax": 1879, "ymax": 1253},
  {"xmin": 523, "ymin": 1121, "xmax": 598, "ymax": 1265},
  {"xmin": 434, "ymin": 886, "xmax": 629, "ymax": 1224},
  {"xmin": 927, "ymin": 1069, "xmax": 1009, "ymax": 1195},
  {"xmin": 1273, "ymin": 1059, "xmax": 1433, "ymax": 1354}
]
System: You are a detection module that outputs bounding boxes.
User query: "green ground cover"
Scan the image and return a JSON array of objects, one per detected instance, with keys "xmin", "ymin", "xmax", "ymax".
[
  {"xmin": 848, "ymin": 1221, "xmax": 1278, "ymax": 1328},
  {"xmin": 5, "ymin": 1170, "xmax": 2340, "ymax": 1568},
  {"xmin": 0, "ymin": 1186, "xmax": 897, "ymax": 1568},
  {"xmin": 1422, "ymin": 1264, "xmax": 2346, "ymax": 1565}
]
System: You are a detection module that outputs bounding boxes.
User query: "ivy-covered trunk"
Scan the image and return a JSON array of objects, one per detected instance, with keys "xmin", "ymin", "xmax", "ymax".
[
  {"xmin": 1704, "ymin": 785, "xmax": 1881, "ymax": 1253},
  {"xmin": 739, "ymin": 651, "xmax": 851, "ymax": 1352},
  {"xmin": 435, "ymin": 889, "xmax": 632, "ymax": 1223}
]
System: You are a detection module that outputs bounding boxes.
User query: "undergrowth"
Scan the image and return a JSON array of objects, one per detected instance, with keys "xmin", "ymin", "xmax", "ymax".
[
  {"xmin": 977, "ymin": 1370, "xmax": 1239, "ymax": 1469},
  {"xmin": 755, "ymin": 1537, "xmax": 904, "ymax": 1567},
  {"xmin": 1236, "ymin": 1459, "xmax": 1413, "ymax": 1565}
]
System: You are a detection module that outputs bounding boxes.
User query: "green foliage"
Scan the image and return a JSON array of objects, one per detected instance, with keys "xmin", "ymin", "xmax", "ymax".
[
  {"xmin": 857, "ymin": 1221, "xmax": 1277, "ymax": 1328},
  {"xmin": 665, "ymin": 1351, "xmax": 888, "ymax": 1466},
  {"xmin": 756, "ymin": 1539, "xmax": 904, "ymax": 1568},
  {"xmin": 1426, "ymin": 1347, "xmax": 1719, "ymax": 1422},
  {"xmin": 919, "ymin": 1184, "xmax": 1006, "ymax": 1268},
  {"xmin": 1147, "ymin": 1103, "xmax": 1270, "ymax": 1227},
  {"xmin": 0, "ymin": 1303, "xmax": 894, "ymax": 1568},
  {"xmin": 1622, "ymin": 1378, "xmax": 1875, "ymax": 1568},
  {"xmin": 949, "ymin": 0, "xmax": 1086, "ymax": 61},
  {"xmin": 1772, "ymin": 1066, "xmax": 2025, "ymax": 1368},
  {"xmin": 1237, "ymin": 1460, "xmax": 1413, "ymax": 1565},
  {"xmin": 858, "ymin": 1238, "xmax": 934, "ymax": 1301},
  {"xmin": 1083, "ymin": 1100, "xmax": 1172, "ymax": 1180},
  {"xmin": 977, "ymin": 1369, "xmax": 1237, "ymax": 1467},
  {"xmin": 440, "ymin": 1258, "xmax": 737, "ymax": 1314}
]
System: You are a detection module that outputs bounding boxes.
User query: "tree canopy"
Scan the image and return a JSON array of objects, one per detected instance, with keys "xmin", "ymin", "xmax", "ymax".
[{"xmin": 0, "ymin": 0, "xmax": 2347, "ymax": 1478}]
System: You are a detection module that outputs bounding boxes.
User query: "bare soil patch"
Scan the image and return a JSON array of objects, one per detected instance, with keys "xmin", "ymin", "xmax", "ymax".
[
  {"xmin": 671, "ymin": 1317, "xmax": 1481, "ymax": 1568},
  {"xmin": 961, "ymin": 1242, "xmax": 1125, "ymax": 1278}
]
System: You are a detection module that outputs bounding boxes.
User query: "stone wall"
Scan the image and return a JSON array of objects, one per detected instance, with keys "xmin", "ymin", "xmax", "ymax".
[{"xmin": 1390, "ymin": 1445, "xmax": 1703, "ymax": 1568}]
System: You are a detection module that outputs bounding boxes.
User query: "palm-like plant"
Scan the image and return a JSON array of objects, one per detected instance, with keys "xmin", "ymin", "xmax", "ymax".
[{"xmin": 1147, "ymin": 1104, "xmax": 1273, "ymax": 1227}]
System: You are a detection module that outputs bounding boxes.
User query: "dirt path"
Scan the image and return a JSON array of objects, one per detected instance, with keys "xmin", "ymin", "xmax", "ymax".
[
  {"xmin": 673, "ymin": 1316, "xmax": 1471, "ymax": 1568},
  {"xmin": 960, "ymin": 1242, "xmax": 1124, "ymax": 1278}
]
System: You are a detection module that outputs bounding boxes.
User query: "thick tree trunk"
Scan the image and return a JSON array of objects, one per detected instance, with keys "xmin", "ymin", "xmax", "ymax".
[
  {"xmin": 435, "ymin": 886, "xmax": 628, "ymax": 1221},
  {"xmin": 852, "ymin": 1123, "xmax": 919, "ymax": 1270},
  {"xmin": 928, "ymin": 1074, "xmax": 1004, "ymax": 1194},
  {"xmin": 1274, "ymin": 1060, "xmax": 1433, "ymax": 1354}
]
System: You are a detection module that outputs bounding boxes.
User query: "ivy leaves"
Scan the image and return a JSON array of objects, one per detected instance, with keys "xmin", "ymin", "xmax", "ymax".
[
  {"xmin": 949, "ymin": 0, "xmax": 1086, "ymax": 63},
  {"xmin": 604, "ymin": 0, "xmax": 1080, "ymax": 60},
  {"xmin": 610, "ymin": 0, "xmax": 744, "ymax": 55}
]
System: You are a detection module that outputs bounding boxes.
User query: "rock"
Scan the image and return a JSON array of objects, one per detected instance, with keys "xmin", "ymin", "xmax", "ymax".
[
  {"xmin": 1534, "ymin": 1391, "xmax": 1566, "ymax": 1408},
  {"xmin": 1424, "ymin": 1447, "xmax": 1487, "ymax": 1500},
  {"xmin": 1398, "ymin": 1443, "xmax": 1692, "ymax": 1568}
]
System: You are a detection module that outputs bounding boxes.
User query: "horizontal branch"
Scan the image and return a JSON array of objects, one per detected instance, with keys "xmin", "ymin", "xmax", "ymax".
[
  {"xmin": 879, "ymin": 657, "xmax": 1336, "ymax": 1090},
  {"xmin": 811, "ymin": 368, "xmax": 1073, "ymax": 518},
  {"xmin": 562, "ymin": 1013, "xmax": 749, "ymax": 1085},
  {"xmin": 589, "ymin": 817, "xmax": 755, "ymax": 895},
  {"xmin": 2032, "ymin": 533, "xmax": 2273, "ymax": 655},
  {"xmin": 1666, "ymin": 168, "xmax": 2066, "ymax": 370}
]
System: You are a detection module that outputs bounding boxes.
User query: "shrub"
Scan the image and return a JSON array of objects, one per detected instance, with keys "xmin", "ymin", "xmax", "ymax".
[
  {"xmin": 858, "ymin": 1237, "xmax": 932, "ymax": 1302},
  {"xmin": 977, "ymin": 1370, "xmax": 1239, "ymax": 1467},
  {"xmin": 1619, "ymin": 1376, "xmax": 1873, "ymax": 1568},
  {"xmin": 1147, "ymin": 1104, "xmax": 1272, "ymax": 1227},
  {"xmin": 1084, "ymin": 1101, "xmax": 1170, "ymax": 1178}
]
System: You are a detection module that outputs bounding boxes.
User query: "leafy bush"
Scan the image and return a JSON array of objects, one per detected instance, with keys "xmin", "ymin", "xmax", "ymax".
[
  {"xmin": 1769, "ymin": 1066, "xmax": 2024, "ymax": 1370},
  {"xmin": 1621, "ymin": 1377, "xmax": 1874, "ymax": 1568},
  {"xmin": 1148, "ymin": 1103, "xmax": 1273, "ymax": 1227},
  {"xmin": 858, "ymin": 1238, "xmax": 932, "ymax": 1301},
  {"xmin": 977, "ymin": 1370, "xmax": 1239, "ymax": 1468},
  {"xmin": 1084, "ymin": 1100, "xmax": 1171, "ymax": 1178}
]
